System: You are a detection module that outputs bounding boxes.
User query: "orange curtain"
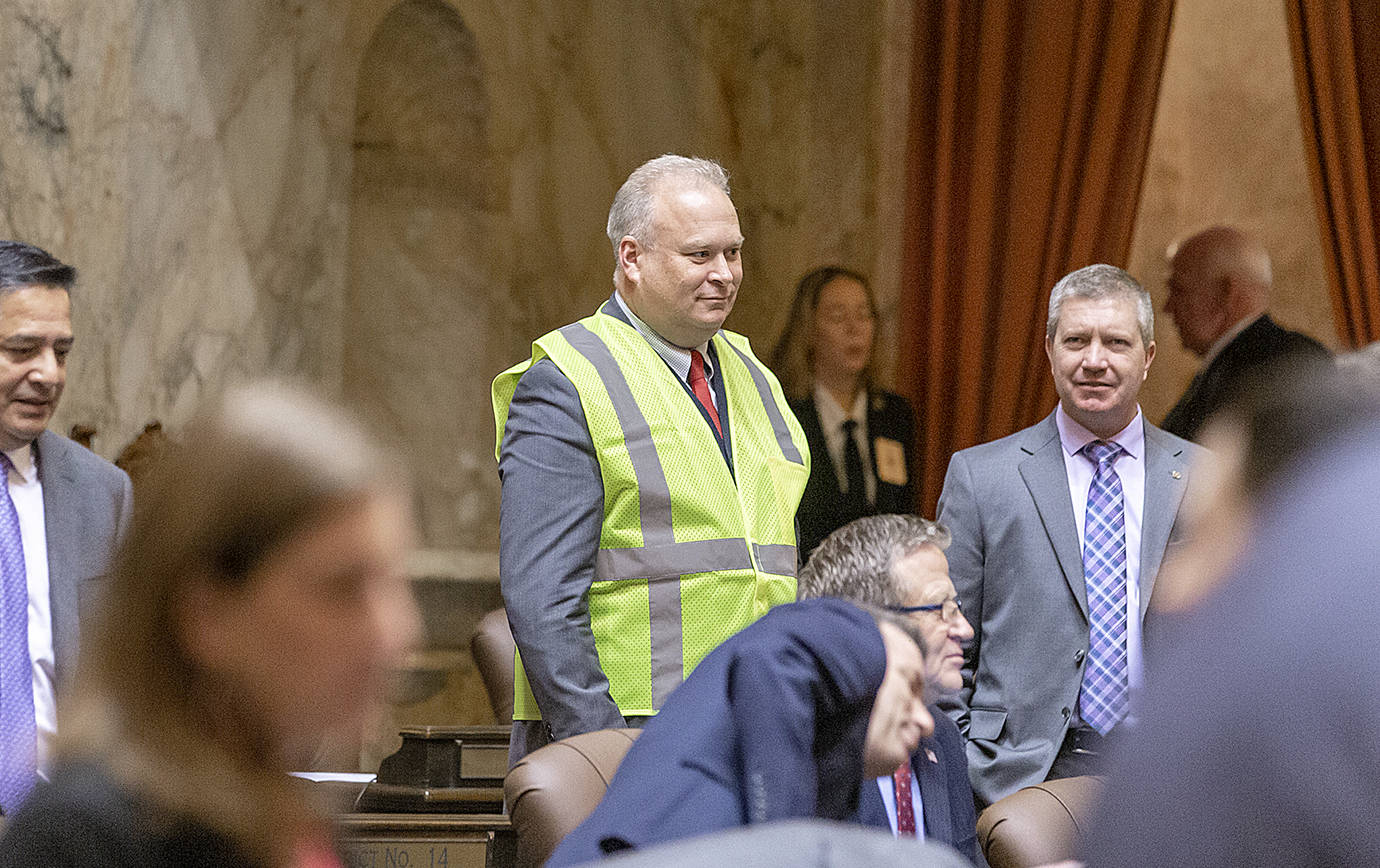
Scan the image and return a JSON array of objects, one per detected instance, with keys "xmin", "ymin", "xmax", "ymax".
[
  {"xmin": 1287, "ymin": 2, "xmax": 1380, "ymax": 348},
  {"xmin": 896, "ymin": 1, "xmax": 1174, "ymax": 514}
]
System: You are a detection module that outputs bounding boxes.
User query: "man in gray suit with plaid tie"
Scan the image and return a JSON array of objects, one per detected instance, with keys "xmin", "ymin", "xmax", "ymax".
[{"xmin": 937, "ymin": 265, "xmax": 1208, "ymax": 807}]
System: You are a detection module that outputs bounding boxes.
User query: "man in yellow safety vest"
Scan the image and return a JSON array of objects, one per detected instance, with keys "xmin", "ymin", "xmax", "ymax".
[{"xmin": 493, "ymin": 155, "xmax": 810, "ymax": 764}]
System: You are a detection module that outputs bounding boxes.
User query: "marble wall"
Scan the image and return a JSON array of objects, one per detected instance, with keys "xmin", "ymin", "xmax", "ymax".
[
  {"xmin": 338, "ymin": 0, "xmax": 916, "ymax": 551},
  {"xmin": 0, "ymin": 0, "xmax": 916, "ymax": 758},
  {"xmin": 2, "ymin": 0, "xmax": 914, "ymax": 545},
  {"xmin": 0, "ymin": 0, "xmax": 355, "ymax": 455}
]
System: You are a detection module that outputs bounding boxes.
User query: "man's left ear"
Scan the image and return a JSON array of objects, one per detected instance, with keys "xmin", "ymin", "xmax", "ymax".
[
  {"xmin": 617, "ymin": 236, "xmax": 641, "ymax": 283},
  {"xmin": 1143, "ymin": 340, "xmax": 1157, "ymax": 378}
]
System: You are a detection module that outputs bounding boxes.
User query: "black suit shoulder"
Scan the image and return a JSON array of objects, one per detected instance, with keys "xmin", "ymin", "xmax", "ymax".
[
  {"xmin": 1217, "ymin": 315, "xmax": 1328, "ymax": 369},
  {"xmin": 865, "ymin": 388, "xmax": 916, "ymax": 441},
  {"xmin": 0, "ymin": 761, "xmax": 260, "ymax": 868},
  {"xmin": 1162, "ymin": 316, "xmax": 1331, "ymax": 441}
]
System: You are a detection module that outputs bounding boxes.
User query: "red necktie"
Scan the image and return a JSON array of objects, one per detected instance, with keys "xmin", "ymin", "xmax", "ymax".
[
  {"xmin": 688, "ymin": 350, "xmax": 722, "ymax": 436},
  {"xmin": 893, "ymin": 760, "xmax": 917, "ymax": 838}
]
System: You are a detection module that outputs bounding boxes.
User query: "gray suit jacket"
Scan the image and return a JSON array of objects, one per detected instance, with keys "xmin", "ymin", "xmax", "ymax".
[
  {"xmin": 936, "ymin": 411, "xmax": 1205, "ymax": 806},
  {"xmin": 36, "ymin": 429, "xmax": 133, "ymax": 695}
]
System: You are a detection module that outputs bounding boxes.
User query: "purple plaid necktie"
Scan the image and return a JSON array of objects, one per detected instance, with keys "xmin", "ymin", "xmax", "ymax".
[
  {"xmin": 1079, "ymin": 440, "xmax": 1128, "ymax": 735},
  {"xmin": 0, "ymin": 452, "xmax": 35, "ymax": 814}
]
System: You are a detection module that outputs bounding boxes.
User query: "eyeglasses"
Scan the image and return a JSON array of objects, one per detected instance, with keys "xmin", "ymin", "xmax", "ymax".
[
  {"xmin": 816, "ymin": 308, "xmax": 876, "ymax": 328},
  {"xmin": 889, "ymin": 597, "xmax": 964, "ymax": 623}
]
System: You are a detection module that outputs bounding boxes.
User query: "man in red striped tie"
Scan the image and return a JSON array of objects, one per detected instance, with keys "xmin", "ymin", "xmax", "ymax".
[
  {"xmin": 493, "ymin": 156, "xmax": 810, "ymax": 765},
  {"xmin": 798, "ymin": 514, "xmax": 984, "ymax": 865}
]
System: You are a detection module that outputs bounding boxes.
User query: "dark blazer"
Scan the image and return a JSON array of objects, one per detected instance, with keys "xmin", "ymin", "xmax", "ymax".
[
  {"xmin": 792, "ymin": 388, "xmax": 917, "ymax": 558},
  {"xmin": 1161, "ymin": 314, "xmax": 1330, "ymax": 441},
  {"xmin": 856, "ymin": 711, "xmax": 983, "ymax": 865},
  {"xmin": 548, "ymin": 599, "xmax": 888, "ymax": 866},
  {"xmin": 0, "ymin": 761, "xmax": 263, "ymax": 866},
  {"xmin": 37, "ymin": 429, "xmax": 134, "ymax": 694}
]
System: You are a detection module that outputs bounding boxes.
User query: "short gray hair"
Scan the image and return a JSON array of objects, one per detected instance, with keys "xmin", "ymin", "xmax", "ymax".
[
  {"xmin": 798, "ymin": 514, "xmax": 951, "ymax": 607},
  {"xmin": 0, "ymin": 240, "xmax": 76, "ymax": 293},
  {"xmin": 853, "ymin": 600, "xmax": 930, "ymax": 668},
  {"xmin": 1046, "ymin": 264, "xmax": 1154, "ymax": 348},
  {"xmin": 606, "ymin": 154, "xmax": 731, "ymax": 252}
]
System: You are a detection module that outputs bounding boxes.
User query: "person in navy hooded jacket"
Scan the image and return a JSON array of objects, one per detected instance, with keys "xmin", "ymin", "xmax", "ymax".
[{"xmin": 548, "ymin": 598, "xmax": 933, "ymax": 865}]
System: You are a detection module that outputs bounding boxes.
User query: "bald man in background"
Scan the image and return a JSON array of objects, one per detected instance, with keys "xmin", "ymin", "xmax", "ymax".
[{"xmin": 1160, "ymin": 226, "xmax": 1330, "ymax": 441}]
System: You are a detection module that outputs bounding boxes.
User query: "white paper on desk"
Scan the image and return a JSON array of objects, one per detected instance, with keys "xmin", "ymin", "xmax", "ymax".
[{"xmin": 290, "ymin": 772, "xmax": 376, "ymax": 783}]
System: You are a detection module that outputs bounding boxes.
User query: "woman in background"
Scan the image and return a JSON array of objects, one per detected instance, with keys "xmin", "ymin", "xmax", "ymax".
[
  {"xmin": 771, "ymin": 267, "xmax": 918, "ymax": 558},
  {"xmin": 0, "ymin": 382, "xmax": 421, "ymax": 867}
]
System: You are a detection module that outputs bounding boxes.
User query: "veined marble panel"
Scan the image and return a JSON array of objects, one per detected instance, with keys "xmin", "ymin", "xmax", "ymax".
[
  {"xmin": 2, "ymin": 0, "xmax": 915, "ymax": 758},
  {"xmin": 1, "ymin": 0, "xmax": 353, "ymax": 455},
  {"xmin": 340, "ymin": 0, "xmax": 907, "ymax": 553}
]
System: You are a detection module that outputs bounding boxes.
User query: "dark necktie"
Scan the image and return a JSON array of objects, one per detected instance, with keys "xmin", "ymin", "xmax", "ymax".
[
  {"xmin": 688, "ymin": 350, "xmax": 721, "ymax": 437},
  {"xmin": 0, "ymin": 453, "xmax": 35, "ymax": 814},
  {"xmin": 1080, "ymin": 440, "xmax": 1129, "ymax": 734},
  {"xmin": 893, "ymin": 760, "xmax": 917, "ymax": 838},
  {"xmin": 841, "ymin": 418, "xmax": 867, "ymax": 515}
]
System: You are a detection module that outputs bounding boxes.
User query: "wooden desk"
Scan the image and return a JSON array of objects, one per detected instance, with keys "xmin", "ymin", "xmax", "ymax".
[
  {"xmin": 336, "ymin": 725, "xmax": 515, "ymax": 866},
  {"xmin": 338, "ymin": 813, "xmax": 514, "ymax": 868}
]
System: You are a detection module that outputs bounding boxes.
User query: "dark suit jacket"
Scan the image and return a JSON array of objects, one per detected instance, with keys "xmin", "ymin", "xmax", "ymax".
[
  {"xmin": 35, "ymin": 429, "xmax": 133, "ymax": 693},
  {"xmin": 0, "ymin": 760, "xmax": 264, "ymax": 866},
  {"xmin": 792, "ymin": 388, "xmax": 917, "ymax": 558},
  {"xmin": 856, "ymin": 711, "xmax": 983, "ymax": 865},
  {"xmin": 548, "ymin": 599, "xmax": 888, "ymax": 866},
  {"xmin": 1161, "ymin": 314, "xmax": 1330, "ymax": 441}
]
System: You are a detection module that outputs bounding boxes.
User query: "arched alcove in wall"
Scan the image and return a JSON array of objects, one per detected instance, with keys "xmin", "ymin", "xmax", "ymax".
[{"xmin": 345, "ymin": 0, "xmax": 506, "ymax": 554}]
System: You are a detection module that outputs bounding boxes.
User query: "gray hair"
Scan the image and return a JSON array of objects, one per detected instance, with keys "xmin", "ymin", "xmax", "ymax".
[
  {"xmin": 852, "ymin": 600, "xmax": 930, "ymax": 667},
  {"xmin": 0, "ymin": 240, "xmax": 76, "ymax": 293},
  {"xmin": 798, "ymin": 514, "xmax": 951, "ymax": 607},
  {"xmin": 1046, "ymin": 264, "xmax": 1154, "ymax": 348},
  {"xmin": 606, "ymin": 154, "xmax": 732, "ymax": 252}
]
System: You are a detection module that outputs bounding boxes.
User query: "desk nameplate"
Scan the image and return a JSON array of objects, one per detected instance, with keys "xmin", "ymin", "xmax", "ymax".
[
  {"xmin": 338, "ymin": 814, "xmax": 513, "ymax": 868},
  {"xmin": 343, "ymin": 836, "xmax": 489, "ymax": 868}
]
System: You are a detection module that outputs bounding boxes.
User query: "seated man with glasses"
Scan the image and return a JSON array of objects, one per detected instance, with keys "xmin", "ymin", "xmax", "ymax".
[{"xmin": 798, "ymin": 514, "xmax": 983, "ymax": 866}]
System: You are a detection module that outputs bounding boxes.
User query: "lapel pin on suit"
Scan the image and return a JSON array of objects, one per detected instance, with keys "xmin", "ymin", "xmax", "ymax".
[
  {"xmin": 1171, "ymin": 470, "xmax": 1182, "ymax": 479},
  {"xmin": 925, "ymin": 748, "xmax": 938, "ymax": 764}
]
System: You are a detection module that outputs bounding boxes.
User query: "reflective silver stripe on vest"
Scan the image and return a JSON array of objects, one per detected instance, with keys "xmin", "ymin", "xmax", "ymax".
[
  {"xmin": 561, "ymin": 322, "xmax": 683, "ymax": 708},
  {"xmin": 595, "ymin": 538, "xmax": 754, "ymax": 581},
  {"xmin": 752, "ymin": 543, "xmax": 798, "ymax": 576},
  {"xmin": 722, "ymin": 340, "xmax": 804, "ymax": 464},
  {"xmin": 561, "ymin": 323, "xmax": 675, "ymax": 546}
]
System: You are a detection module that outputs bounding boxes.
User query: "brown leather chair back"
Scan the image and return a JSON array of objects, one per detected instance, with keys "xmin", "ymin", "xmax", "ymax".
[
  {"xmin": 470, "ymin": 608, "xmax": 516, "ymax": 724},
  {"xmin": 504, "ymin": 728, "xmax": 641, "ymax": 867},
  {"xmin": 977, "ymin": 775, "xmax": 1104, "ymax": 868}
]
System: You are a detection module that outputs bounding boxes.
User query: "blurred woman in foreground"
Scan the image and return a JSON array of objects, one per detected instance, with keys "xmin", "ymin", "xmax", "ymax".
[{"xmin": 0, "ymin": 382, "xmax": 421, "ymax": 867}]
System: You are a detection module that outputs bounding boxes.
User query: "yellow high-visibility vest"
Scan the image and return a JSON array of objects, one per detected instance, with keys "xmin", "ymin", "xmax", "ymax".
[{"xmin": 492, "ymin": 305, "xmax": 810, "ymax": 719}]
